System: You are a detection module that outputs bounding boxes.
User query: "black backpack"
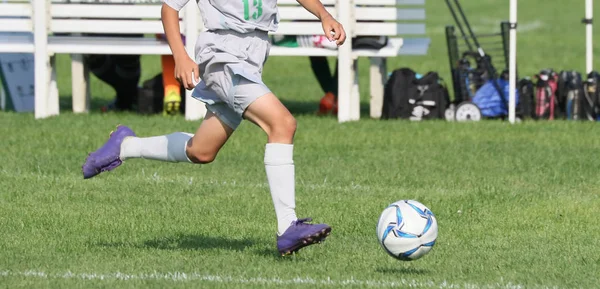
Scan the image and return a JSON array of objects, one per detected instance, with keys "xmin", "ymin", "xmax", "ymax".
[
  {"xmin": 583, "ymin": 71, "xmax": 600, "ymax": 121},
  {"xmin": 557, "ymin": 70, "xmax": 586, "ymax": 120},
  {"xmin": 382, "ymin": 68, "xmax": 416, "ymax": 119},
  {"xmin": 381, "ymin": 68, "xmax": 450, "ymax": 120},
  {"xmin": 352, "ymin": 36, "xmax": 389, "ymax": 50},
  {"xmin": 516, "ymin": 77, "xmax": 535, "ymax": 120},
  {"xmin": 410, "ymin": 72, "xmax": 451, "ymax": 120}
]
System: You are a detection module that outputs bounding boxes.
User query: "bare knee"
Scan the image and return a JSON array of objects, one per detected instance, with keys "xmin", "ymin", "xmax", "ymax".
[
  {"xmin": 268, "ymin": 115, "xmax": 297, "ymax": 142},
  {"xmin": 186, "ymin": 148, "xmax": 217, "ymax": 164}
]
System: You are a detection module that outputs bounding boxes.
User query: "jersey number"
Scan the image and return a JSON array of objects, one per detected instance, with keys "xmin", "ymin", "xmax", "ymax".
[{"xmin": 242, "ymin": 0, "xmax": 263, "ymax": 20}]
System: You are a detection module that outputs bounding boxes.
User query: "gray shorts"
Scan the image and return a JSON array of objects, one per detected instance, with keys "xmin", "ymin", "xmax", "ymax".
[{"xmin": 191, "ymin": 29, "xmax": 272, "ymax": 130}]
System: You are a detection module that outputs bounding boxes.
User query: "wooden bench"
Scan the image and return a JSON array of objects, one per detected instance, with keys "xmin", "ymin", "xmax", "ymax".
[
  {"xmin": 272, "ymin": 0, "xmax": 430, "ymax": 122},
  {"xmin": 0, "ymin": 0, "xmax": 203, "ymax": 119},
  {"xmin": 1, "ymin": 0, "xmax": 429, "ymax": 122},
  {"xmin": 47, "ymin": 0, "xmax": 205, "ymax": 118},
  {"xmin": 0, "ymin": 0, "xmax": 58, "ymax": 119},
  {"xmin": 0, "ymin": 1, "xmax": 34, "ymax": 54}
]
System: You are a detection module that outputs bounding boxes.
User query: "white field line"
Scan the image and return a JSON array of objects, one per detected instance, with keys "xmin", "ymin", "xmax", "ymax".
[{"xmin": 0, "ymin": 270, "xmax": 566, "ymax": 289}]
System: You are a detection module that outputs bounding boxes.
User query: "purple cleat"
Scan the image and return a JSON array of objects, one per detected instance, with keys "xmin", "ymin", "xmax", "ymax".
[
  {"xmin": 277, "ymin": 218, "xmax": 331, "ymax": 256},
  {"xmin": 82, "ymin": 125, "xmax": 136, "ymax": 179}
]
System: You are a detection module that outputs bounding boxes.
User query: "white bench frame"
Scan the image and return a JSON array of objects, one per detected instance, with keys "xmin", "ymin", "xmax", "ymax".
[
  {"xmin": 48, "ymin": 0, "xmax": 205, "ymax": 119},
  {"xmin": 0, "ymin": 0, "xmax": 203, "ymax": 119},
  {"xmin": 0, "ymin": 0, "xmax": 429, "ymax": 123},
  {"xmin": 271, "ymin": 0, "xmax": 429, "ymax": 122},
  {"xmin": 0, "ymin": 0, "xmax": 58, "ymax": 119}
]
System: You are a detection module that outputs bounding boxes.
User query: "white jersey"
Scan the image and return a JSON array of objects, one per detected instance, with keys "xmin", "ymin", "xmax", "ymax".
[{"xmin": 163, "ymin": 0, "xmax": 279, "ymax": 33}]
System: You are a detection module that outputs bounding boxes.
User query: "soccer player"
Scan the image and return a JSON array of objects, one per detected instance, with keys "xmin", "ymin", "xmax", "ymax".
[{"xmin": 81, "ymin": 0, "xmax": 346, "ymax": 256}]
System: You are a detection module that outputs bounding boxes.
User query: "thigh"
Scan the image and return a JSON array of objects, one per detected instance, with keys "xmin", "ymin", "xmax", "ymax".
[
  {"xmin": 187, "ymin": 109, "xmax": 235, "ymax": 158},
  {"xmin": 242, "ymin": 92, "xmax": 295, "ymax": 139}
]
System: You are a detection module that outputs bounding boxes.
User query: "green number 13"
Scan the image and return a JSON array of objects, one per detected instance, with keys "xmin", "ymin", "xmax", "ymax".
[{"xmin": 242, "ymin": 0, "xmax": 263, "ymax": 20}]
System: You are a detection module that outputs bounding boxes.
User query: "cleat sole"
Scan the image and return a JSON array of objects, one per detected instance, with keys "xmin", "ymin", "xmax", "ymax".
[{"xmin": 278, "ymin": 227, "xmax": 332, "ymax": 256}]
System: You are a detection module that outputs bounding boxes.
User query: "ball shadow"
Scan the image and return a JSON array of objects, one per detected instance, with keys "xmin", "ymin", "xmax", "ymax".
[{"xmin": 375, "ymin": 267, "xmax": 431, "ymax": 275}]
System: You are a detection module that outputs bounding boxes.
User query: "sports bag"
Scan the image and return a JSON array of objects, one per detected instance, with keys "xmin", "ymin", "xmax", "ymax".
[
  {"xmin": 557, "ymin": 70, "xmax": 586, "ymax": 120},
  {"xmin": 534, "ymin": 69, "xmax": 559, "ymax": 120},
  {"xmin": 583, "ymin": 71, "xmax": 600, "ymax": 121},
  {"xmin": 516, "ymin": 77, "xmax": 535, "ymax": 120},
  {"xmin": 381, "ymin": 68, "xmax": 449, "ymax": 120}
]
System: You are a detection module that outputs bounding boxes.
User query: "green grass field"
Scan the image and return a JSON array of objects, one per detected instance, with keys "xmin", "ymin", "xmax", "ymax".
[{"xmin": 2, "ymin": 0, "xmax": 600, "ymax": 288}]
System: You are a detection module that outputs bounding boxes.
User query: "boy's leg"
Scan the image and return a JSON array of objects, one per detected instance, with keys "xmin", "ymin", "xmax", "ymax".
[
  {"xmin": 332, "ymin": 59, "xmax": 339, "ymax": 98},
  {"xmin": 161, "ymin": 54, "xmax": 182, "ymax": 115},
  {"xmin": 184, "ymin": 109, "xmax": 235, "ymax": 163},
  {"xmin": 243, "ymin": 92, "xmax": 331, "ymax": 256},
  {"xmin": 82, "ymin": 109, "xmax": 234, "ymax": 179},
  {"xmin": 120, "ymin": 109, "xmax": 234, "ymax": 163},
  {"xmin": 310, "ymin": 56, "xmax": 339, "ymax": 115},
  {"xmin": 309, "ymin": 56, "xmax": 334, "ymax": 94}
]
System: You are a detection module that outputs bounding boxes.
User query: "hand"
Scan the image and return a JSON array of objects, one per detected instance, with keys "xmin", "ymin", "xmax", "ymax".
[
  {"xmin": 321, "ymin": 14, "xmax": 346, "ymax": 46},
  {"xmin": 174, "ymin": 55, "xmax": 200, "ymax": 90}
]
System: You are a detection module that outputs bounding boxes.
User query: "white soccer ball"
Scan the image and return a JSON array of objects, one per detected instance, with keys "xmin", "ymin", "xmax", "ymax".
[{"xmin": 376, "ymin": 200, "xmax": 438, "ymax": 261}]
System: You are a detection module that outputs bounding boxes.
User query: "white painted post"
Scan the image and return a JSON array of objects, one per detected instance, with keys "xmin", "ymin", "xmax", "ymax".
[
  {"xmin": 508, "ymin": 0, "xmax": 517, "ymax": 124},
  {"xmin": 33, "ymin": 0, "xmax": 49, "ymax": 119},
  {"xmin": 336, "ymin": 0, "xmax": 353, "ymax": 123},
  {"xmin": 71, "ymin": 54, "xmax": 90, "ymax": 113},
  {"xmin": 350, "ymin": 57, "xmax": 360, "ymax": 120},
  {"xmin": 48, "ymin": 55, "xmax": 59, "ymax": 115},
  {"xmin": 184, "ymin": 1, "xmax": 206, "ymax": 121},
  {"xmin": 369, "ymin": 57, "xmax": 386, "ymax": 119},
  {"xmin": 585, "ymin": 0, "xmax": 593, "ymax": 74},
  {"xmin": 0, "ymin": 81, "xmax": 5, "ymax": 111}
]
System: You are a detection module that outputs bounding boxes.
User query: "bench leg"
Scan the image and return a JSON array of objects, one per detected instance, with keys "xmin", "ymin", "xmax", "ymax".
[
  {"xmin": 48, "ymin": 55, "xmax": 60, "ymax": 116},
  {"xmin": 34, "ymin": 54, "xmax": 59, "ymax": 119},
  {"xmin": 350, "ymin": 57, "xmax": 360, "ymax": 121},
  {"xmin": 0, "ymin": 81, "xmax": 5, "ymax": 110},
  {"xmin": 337, "ymin": 55, "xmax": 360, "ymax": 122},
  {"xmin": 33, "ymin": 0, "xmax": 50, "ymax": 119},
  {"xmin": 369, "ymin": 57, "xmax": 387, "ymax": 119},
  {"xmin": 337, "ymin": 57, "xmax": 351, "ymax": 123},
  {"xmin": 71, "ymin": 54, "xmax": 90, "ymax": 113},
  {"xmin": 183, "ymin": 0, "xmax": 205, "ymax": 121},
  {"xmin": 34, "ymin": 52, "xmax": 49, "ymax": 119},
  {"xmin": 184, "ymin": 89, "xmax": 207, "ymax": 121}
]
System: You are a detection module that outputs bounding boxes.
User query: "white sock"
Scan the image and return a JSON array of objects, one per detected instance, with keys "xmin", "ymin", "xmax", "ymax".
[
  {"xmin": 119, "ymin": 132, "xmax": 193, "ymax": 163},
  {"xmin": 264, "ymin": 143, "xmax": 298, "ymax": 235}
]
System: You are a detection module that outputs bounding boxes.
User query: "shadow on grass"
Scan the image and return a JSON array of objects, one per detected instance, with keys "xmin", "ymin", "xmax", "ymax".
[
  {"xmin": 98, "ymin": 233, "xmax": 256, "ymax": 252},
  {"xmin": 375, "ymin": 267, "xmax": 430, "ymax": 275},
  {"xmin": 280, "ymin": 99, "xmax": 319, "ymax": 115},
  {"xmin": 59, "ymin": 95, "xmax": 371, "ymax": 118},
  {"xmin": 252, "ymin": 247, "xmax": 307, "ymax": 262},
  {"xmin": 142, "ymin": 234, "xmax": 255, "ymax": 251},
  {"xmin": 281, "ymin": 99, "xmax": 370, "ymax": 118},
  {"xmin": 59, "ymin": 95, "xmax": 113, "ymax": 112},
  {"xmin": 280, "ymin": 99, "xmax": 371, "ymax": 117}
]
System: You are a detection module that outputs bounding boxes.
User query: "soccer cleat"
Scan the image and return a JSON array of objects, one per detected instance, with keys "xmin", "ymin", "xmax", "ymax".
[
  {"xmin": 277, "ymin": 218, "xmax": 331, "ymax": 256},
  {"xmin": 317, "ymin": 92, "xmax": 336, "ymax": 116},
  {"xmin": 163, "ymin": 86, "xmax": 182, "ymax": 116},
  {"xmin": 82, "ymin": 125, "xmax": 136, "ymax": 179}
]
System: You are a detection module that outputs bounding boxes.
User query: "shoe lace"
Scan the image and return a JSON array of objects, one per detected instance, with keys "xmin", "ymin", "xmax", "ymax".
[{"xmin": 294, "ymin": 218, "xmax": 313, "ymax": 226}]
